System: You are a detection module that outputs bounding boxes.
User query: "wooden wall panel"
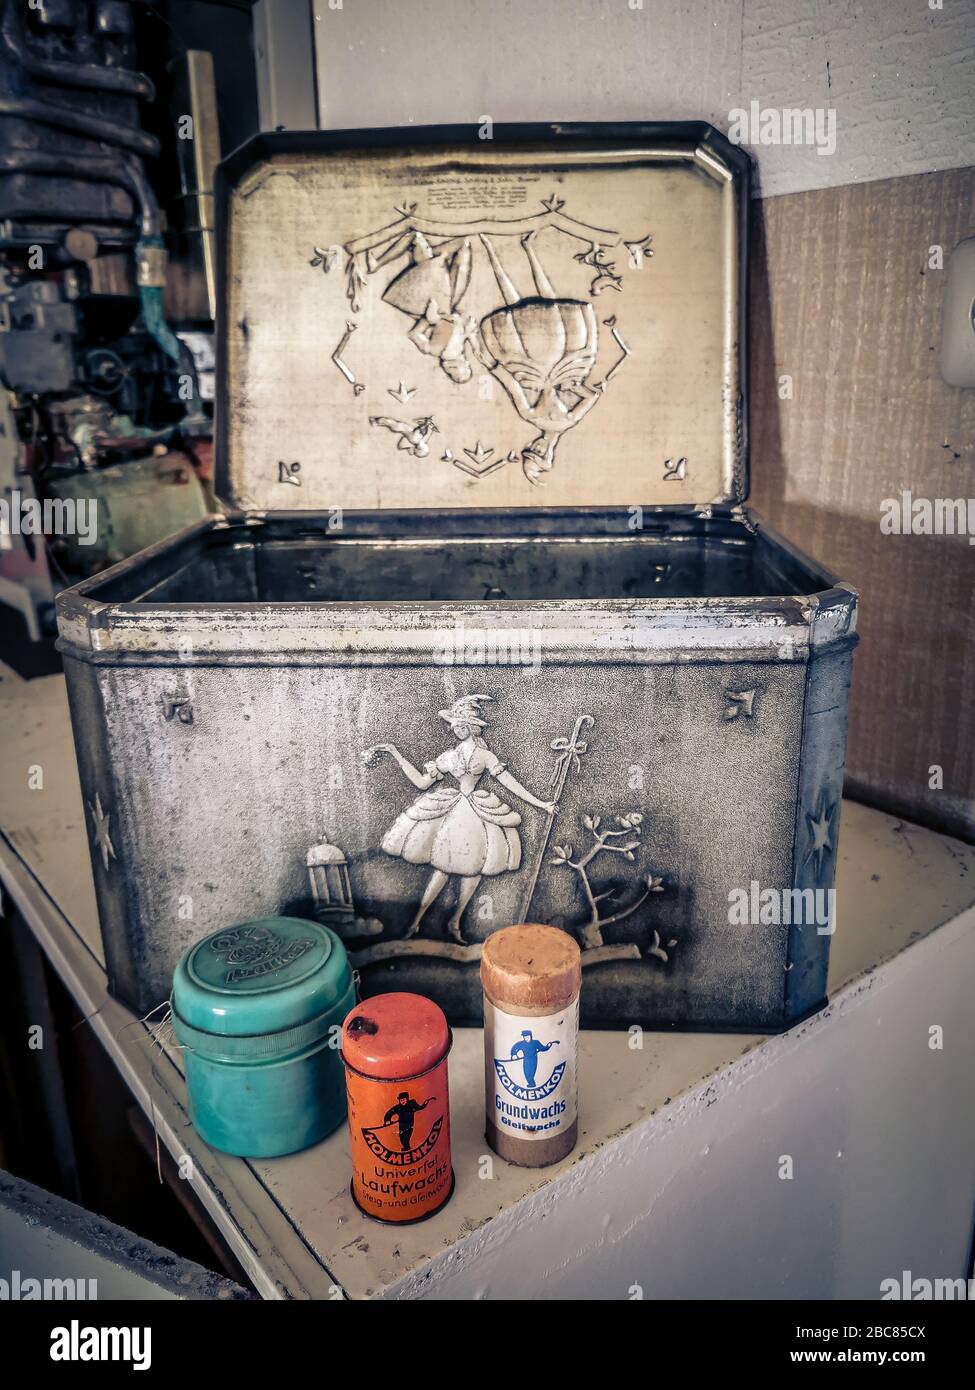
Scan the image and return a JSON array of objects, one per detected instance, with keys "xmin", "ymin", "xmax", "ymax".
[{"xmin": 749, "ymin": 168, "xmax": 975, "ymax": 841}]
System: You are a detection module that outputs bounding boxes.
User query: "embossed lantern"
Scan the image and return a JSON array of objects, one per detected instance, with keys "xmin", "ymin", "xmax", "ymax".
[
  {"xmin": 56, "ymin": 123, "xmax": 857, "ymax": 1030},
  {"xmin": 306, "ymin": 837, "xmax": 355, "ymax": 931}
]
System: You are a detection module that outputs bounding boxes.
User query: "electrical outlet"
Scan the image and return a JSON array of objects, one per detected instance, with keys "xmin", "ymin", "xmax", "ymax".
[{"xmin": 941, "ymin": 236, "xmax": 975, "ymax": 388}]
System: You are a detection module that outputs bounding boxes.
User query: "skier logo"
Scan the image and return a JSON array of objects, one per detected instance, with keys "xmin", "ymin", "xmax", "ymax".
[
  {"xmin": 494, "ymin": 1030, "xmax": 566, "ymax": 1102},
  {"xmin": 361, "ymin": 1091, "xmax": 443, "ymax": 1166}
]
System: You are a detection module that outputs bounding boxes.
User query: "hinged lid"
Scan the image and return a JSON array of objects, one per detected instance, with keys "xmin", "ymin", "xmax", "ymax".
[{"xmin": 216, "ymin": 122, "xmax": 750, "ymax": 512}]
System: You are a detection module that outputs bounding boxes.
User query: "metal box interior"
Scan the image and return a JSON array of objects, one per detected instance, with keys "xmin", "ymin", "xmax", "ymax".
[
  {"xmin": 57, "ymin": 124, "xmax": 857, "ymax": 1030},
  {"xmin": 90, "ymin": 510, "xmax": 832, "ymax": 605}
]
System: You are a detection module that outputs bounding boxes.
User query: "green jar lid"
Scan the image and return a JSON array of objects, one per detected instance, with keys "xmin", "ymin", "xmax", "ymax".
[{"xmin": 172, "ymin": 917, "xmax": 352, "ymax": 1041}]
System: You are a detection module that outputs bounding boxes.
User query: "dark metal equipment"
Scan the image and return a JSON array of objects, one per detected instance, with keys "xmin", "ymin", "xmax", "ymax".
[
  {"xmin": 0, "ymin": 0, "xmax": 155, "ymax": 256},
  {"xmin": 0, "ymin": 0, "xmax": 210, "ymax": 635}
]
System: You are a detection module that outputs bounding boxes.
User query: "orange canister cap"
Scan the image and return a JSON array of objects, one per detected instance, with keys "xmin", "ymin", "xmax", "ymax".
[{"xmin": 342, "ymin": 992, "xmax": 449, "ymax": 1080}]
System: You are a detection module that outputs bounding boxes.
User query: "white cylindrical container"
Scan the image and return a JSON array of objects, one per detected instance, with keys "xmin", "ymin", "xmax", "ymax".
[{"xmin": 480, "ymin": 923, "xmax": 582, "ymax": 1167}]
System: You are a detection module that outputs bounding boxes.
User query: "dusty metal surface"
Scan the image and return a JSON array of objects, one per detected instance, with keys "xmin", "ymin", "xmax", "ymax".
[
  {"xmin": 217, "ymin": 124, "xmax": 748, "ymax": 511},
  {"xmin": 0, "ymin": 1169, "xmax": 251, "ymax": 1300},
  {"xmin": 57, "ymin": 507, "xmax": 855, "ymax": 1030},
  {"xmin": 54, "ymin": 125, "xmax": 856, "ymax": 1032}
]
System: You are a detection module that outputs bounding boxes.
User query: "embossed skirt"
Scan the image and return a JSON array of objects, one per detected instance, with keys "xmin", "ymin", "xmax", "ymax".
[
  {"xmin": 480, "ymin": 298, "xmax": 597, "ymax": 374},
  {"xmin": 381, "ymin": 788, "xmax": 522, "ymax": 877},
  {"xmin": 382, "ymin": 256, "xmax": 455, "ymax": 318}
]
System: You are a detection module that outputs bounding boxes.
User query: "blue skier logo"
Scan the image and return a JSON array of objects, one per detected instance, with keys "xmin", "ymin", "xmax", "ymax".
[{"xmin": 495, "ymin": 1030, "xmax": 565, "ymax": 1101}]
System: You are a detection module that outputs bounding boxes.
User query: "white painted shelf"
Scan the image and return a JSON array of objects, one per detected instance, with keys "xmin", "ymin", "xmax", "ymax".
[{"xmin": 2, "ymin": 663, "xmax": 973, "ymax": 1299}]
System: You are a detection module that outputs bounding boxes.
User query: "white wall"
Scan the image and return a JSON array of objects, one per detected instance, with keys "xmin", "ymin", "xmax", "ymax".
[
  {"xmin": 306, "ymin": 0, "xmax": 975, "ymax": 196},
  {"xmin": 386, "ymin": 905, "xmax": 975, "ymax": 1300}
]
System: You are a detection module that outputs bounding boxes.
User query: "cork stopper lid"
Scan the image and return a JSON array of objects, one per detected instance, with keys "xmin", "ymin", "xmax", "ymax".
[{"xmin": 480, "ymin": 924, "xmax": 581, "ymax": 1014}]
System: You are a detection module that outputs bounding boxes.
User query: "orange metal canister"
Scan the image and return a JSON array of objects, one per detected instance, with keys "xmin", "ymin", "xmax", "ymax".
[{"xmin": 341, "ymin": 992, "xmax": 453, "ymax": 1223}]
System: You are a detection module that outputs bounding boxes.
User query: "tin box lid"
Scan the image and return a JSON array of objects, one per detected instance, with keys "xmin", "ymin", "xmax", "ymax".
[
  {"xmin": 172, "ymin": 917, "xmax": 352, "ymax": 1038},
  {"xmin": 342, "ymin": 992, "xmax": 450, "ymax": 1080},
  {"xmin": 216, "ymin": 122, "xmax": 750, "ymax": 514}
]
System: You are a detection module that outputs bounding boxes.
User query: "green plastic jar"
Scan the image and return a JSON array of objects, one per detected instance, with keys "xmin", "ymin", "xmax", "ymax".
[{"xmin": 171, "ymin": 917, "xmax": 355, "ymax": 1158}]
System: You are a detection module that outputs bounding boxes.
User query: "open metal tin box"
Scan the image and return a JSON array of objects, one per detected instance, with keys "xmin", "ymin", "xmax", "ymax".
[{"xmin": 57, "ymin": 123, "xmax": 857, "ymax": 1029}]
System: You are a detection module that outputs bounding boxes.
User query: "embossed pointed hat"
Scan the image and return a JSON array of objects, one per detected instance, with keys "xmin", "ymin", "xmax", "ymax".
[{"xmin": 437, "ymin": 693, "xmax": 493, "ymax": 727}]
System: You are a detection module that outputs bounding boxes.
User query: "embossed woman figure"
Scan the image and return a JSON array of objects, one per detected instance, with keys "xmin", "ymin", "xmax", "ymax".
[
  {"xmin": 478, "ymin": 231, "xmax": 605, "ymax": 484},
  {"xmin": 368, "ymin": 230, "xmax": 477, "ymax": 383},
  {"xmin": 362, "ymin": 695, "xmax": 556, "ymax": 944}
]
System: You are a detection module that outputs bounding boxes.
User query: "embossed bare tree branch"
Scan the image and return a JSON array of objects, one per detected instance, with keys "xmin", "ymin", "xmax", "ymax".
[{"xmin": 550, "ymin": 812, "xmax": 669, "ymax": 953}]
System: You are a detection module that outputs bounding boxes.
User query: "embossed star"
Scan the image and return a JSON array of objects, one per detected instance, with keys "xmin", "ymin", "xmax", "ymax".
[
  {"xmin": 624, "ymin": 233, "xmax": 654, "ymax": 265},
  {"xmin": 388, "ymin": 381, "xmax": 417, "ymax": 404},
  {"xmin": 724, "ymin": 689, "xmax": 757, "ymax": 720},
  {"xmin": 805, "ymin": 800, "xmax": 835, "ymax": 876},
  {"xmin": 88, "ymin": 793, "xmax": 117, "ymax": 872},
  {"xmin": 464, "ymin": 441, "xmax": 494, "ymax": 467}
]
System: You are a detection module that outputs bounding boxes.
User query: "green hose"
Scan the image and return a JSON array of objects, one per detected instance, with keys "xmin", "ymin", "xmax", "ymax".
[{"xmin": 137, "ymin": 235, "xmax": 182, "ymax": 365}]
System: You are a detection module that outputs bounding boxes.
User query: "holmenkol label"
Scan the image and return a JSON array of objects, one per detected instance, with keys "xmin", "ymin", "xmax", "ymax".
[{"xmin": 484, "ymin": 998, "xmax": 578, "ymax": 1141}]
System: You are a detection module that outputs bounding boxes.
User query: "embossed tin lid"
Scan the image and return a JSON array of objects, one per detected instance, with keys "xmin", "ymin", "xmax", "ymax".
[
  {"xmin": 172, "ymin": 916, "xmax": 353, "ymax": 1040},
  {"xmin": 215, "ymin": 122, "xmax": 750, "ymax": 514}
]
